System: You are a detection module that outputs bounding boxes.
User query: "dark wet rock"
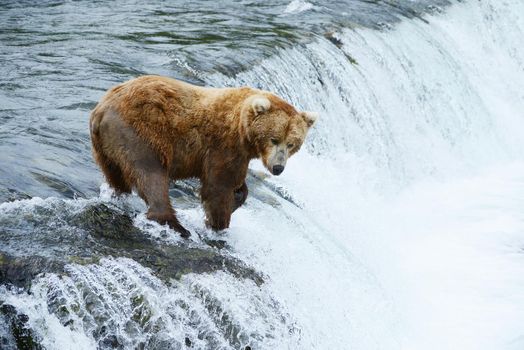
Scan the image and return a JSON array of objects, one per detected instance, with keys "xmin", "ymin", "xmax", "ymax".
[
  {"xmin": 185, "ymin": 337, "xmax": 192, "ymax": 347},
  {"xmin": 0, "ymin": 202, "xmax": 263, "ymax": 290},
  {"xmin": 323, "ymin": 31, "xmax": 358, "ymax": 65},
  {"xmin": 0, "ymin": 302, "xmax": 43, "ymax": 350},
  {"xmin": 0, "ymin": 252, "xmax": 65, "ymax": 289},
  {"xmin": 203, "ymin": 239, "xmax": 227, "ymax": 250},
  {"xmin": 71, "ymin": 202, "xmax": 141, "ymax": 241},
  {"xmin": 73, "ymin": 203, "xmax": 263, "ymax": 284},
  {"xmin": 324, "ymin": 31, "xmax": 343, "ymax": 48}
]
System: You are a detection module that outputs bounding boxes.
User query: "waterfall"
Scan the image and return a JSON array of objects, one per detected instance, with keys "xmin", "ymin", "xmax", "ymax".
[{"xmin": 207, "ymin": 0, "xmax": 524, "ymax": 349}]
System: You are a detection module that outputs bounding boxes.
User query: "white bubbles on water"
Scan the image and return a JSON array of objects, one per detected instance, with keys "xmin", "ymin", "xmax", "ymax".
[
  {"xmin": 0, "ymin": 258, "xmax": 301, "ymax": 349},
  {"xmin": 283, "ymin": 0, "xmax": 314, "ymax": 15}
]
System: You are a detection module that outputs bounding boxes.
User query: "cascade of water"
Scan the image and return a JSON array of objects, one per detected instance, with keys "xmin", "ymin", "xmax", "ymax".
[
  {"xmin": 206, "ymin": 1, "xmax": 524, "ymax": 349},
  {"xmin": 209, "ymin": 0, "xmax": 524, "ymax": 188}
]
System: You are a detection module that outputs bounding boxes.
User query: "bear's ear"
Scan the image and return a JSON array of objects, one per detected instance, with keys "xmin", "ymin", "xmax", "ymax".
[
  {"xmin": 301, "ymin": 111, "xmax": 319, "ymax": 127},
  {"xmin": 251, "ymin": 96, "xmax": 271, "ymax": 116}
]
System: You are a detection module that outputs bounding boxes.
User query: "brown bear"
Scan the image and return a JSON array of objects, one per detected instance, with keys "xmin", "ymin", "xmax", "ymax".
[{"xmin": 89, "ymin": 75, "xmax": 317, "ymax": 237}]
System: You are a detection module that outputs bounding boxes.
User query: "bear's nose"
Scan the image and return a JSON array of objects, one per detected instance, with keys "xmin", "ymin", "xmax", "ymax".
[{"xmin": 272, "ymin": 165, "xmax": 284, "ymax": 176}]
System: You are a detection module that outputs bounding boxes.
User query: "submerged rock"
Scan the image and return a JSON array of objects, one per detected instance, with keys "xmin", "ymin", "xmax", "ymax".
[
  {"xmin": 0, "ymin": 202, "xmax": 263, "ymax": 289},
  {"xmin": 0, "ymin": 302, "xmax": 43, "ymax": 350},
  {"xmin": 0, "ymin": 253, "xmax": 65, "ymax": 290},
  {"xmin": 76, "ymin": 203, "xmax": 263, "ymax": 284}
]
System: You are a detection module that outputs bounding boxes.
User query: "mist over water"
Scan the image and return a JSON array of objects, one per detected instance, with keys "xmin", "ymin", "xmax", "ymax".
[{"xmin": 1, "ymin": 0, "xmax": 524, "ymax": 349}]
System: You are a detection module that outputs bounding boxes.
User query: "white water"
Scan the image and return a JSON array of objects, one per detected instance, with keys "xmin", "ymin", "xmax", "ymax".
[
  {"xmin": 2, "ymin": 0, "xmax": 524, "ymax": 349},
  {"xmin": 208, "ymin": 0, "xmax": 524, "ymax": 349},
  {"xmin": 283, "ymin": 0, "xmax": 314, "ymax": 15}
]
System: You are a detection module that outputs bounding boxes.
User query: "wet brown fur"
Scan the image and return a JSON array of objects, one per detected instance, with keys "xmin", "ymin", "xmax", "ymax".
[{"xmin": 90, "ymin": 75, "xmax": 315, "ymax": 236}]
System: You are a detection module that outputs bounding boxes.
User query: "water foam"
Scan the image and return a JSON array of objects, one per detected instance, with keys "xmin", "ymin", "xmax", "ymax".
[{"xmin": 207, "ymin": 0, "xmax": 524, "ymax": 349}]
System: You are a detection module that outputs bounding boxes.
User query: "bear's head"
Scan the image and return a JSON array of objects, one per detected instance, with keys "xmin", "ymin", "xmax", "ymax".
[{"xmin": 242, "ymin": 93, "xmax": 318, "ymax": 176}]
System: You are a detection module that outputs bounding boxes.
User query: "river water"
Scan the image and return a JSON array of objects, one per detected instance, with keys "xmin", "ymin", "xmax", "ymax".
[{"xmin": 1, "ymin": 0, "xmax": 524, "ymax": 349}]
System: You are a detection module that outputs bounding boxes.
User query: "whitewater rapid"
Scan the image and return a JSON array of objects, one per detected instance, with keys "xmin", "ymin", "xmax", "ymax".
[
  {"xmin": 1, "ymin": 0, "xmax": 524, "ymax": 349},
  {"xmin": 208, "ymin": 0, "xmax": 524, "ymax": 349}
]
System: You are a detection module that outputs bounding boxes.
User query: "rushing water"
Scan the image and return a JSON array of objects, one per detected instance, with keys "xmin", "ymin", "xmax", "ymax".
[{"xmin": 1, "ymin": 0, "xmax": 524, "ymax": 349}]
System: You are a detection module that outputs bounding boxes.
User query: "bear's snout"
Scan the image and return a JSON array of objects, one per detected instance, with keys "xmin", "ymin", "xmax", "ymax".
[{"xmin": 272, "ymin": 165, "xmax": 284, "ymax": 176}]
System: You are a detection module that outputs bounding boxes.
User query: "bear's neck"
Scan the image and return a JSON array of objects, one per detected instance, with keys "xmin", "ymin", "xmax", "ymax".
[{"xmin": 200, "ymin": 87, "xmax": 259, "ymax": 160}]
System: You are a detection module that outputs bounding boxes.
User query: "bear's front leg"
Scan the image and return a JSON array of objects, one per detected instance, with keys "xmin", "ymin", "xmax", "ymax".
[
  {"xmin": 147, "ymin": 210, "xmax": 191, "ymax": 238},
  {"xmin": 201, "ymin": 181, "xmax": 235, "ymax": 231}
]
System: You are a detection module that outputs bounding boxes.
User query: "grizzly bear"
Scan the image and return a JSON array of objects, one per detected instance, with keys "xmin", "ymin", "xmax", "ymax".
[{"xmin": 90, "ymin": 75, "xmax": 317, "ymax": 237}]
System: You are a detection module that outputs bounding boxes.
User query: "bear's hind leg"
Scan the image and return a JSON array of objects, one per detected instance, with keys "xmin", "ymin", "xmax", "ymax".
[
  {"xmin": 91, "ymin": 123, "xmax": 131, "ymax": 195},
  {"xmin": 100, "ymin": 159, "xmax": 132, "ymax": 195},
  {"xmin": 135, "ymin": 169, "xmax": 190, "ymax": 238},
  {"xmin": 97, "ymin": 109, "xmax": 190, "ymax": 238}
]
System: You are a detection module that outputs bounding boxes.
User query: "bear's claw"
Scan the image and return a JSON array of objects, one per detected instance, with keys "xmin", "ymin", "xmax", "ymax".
[
  {"xmin": 147, "ymin": 211, "xmax": 191, "ymax": 238},
  {"xmin": 171, "ymin": 222, "xmax": 191, "ymax": 238}
]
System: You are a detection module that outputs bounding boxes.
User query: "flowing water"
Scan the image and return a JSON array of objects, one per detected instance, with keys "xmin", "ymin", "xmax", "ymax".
[{"xmin": 1, "ymin": 0, "xmax": 524, "ymax": 349}]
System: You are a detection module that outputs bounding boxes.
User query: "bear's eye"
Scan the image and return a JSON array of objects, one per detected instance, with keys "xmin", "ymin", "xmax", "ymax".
[
  {"xmin": 270, "ymin": 138, "xmax": 279, "ymax": 145},
  {"xmin": 287, "ymin": 143, "xmax": 294, "ymax": 149}
]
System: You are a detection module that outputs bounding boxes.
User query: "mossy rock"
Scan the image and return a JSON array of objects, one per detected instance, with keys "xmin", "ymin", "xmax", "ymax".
[
  {"xmin": 0, "ymin": 302, "xmax": 43, "ymax": 350},
  {"xmin": 0, "ymin": 203, "xmax": 263, "ymax": 290}
]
